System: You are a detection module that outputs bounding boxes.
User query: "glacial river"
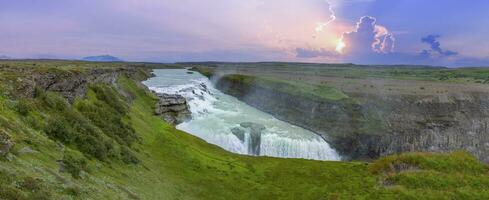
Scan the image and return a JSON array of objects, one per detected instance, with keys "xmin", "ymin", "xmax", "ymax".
[{"xmin": 143, "ymin": 69, "xmax": 340, "ymax": 161}]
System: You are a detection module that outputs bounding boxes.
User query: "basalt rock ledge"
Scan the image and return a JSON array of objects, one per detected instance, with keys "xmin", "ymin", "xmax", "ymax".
[{"xmin": 155, "ymin": 93, "xmax": 191, "ymax": 125}]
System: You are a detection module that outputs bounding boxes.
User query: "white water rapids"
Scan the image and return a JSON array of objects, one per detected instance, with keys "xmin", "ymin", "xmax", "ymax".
[{"xmin": 143, "ymin": 69, "xmax": 340, "ymax": 161}]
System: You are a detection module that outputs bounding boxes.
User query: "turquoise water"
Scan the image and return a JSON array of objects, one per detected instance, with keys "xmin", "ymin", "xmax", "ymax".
[{"xmin": 143, "ymin": 69, "xmax": 340, "ymax": 161}]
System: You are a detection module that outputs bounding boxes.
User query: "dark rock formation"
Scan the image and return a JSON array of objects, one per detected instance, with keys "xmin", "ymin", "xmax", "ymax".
[
  {"xmin": 240, "ymin": 122, "xmax": 265, "ymax": 155},
  {"xmin": 4, "ymin": 67, "xmax": 152, "ymax": 103},
  {"xmin": 215, "ymin": 75, "xmax": 489, "ymax": 162},
  {"xmin": 231, "ymin": 127, "xmax": 246, "ymax": 142},
  {"xmin": 365, "ymin": 93, "xmax": 489, "ymax": 162},
  {"xmin": 0, "ymin": 55, "xmax": 11, "ymax": 60},
  {"xmin": 155, "ymin": 94, "xmax": 191, "ymax": 125},
  {"xmin": 0, "ymin": 130, "xmax": 13, "ymax": 157},
  {"xmin": 18, "ymin": 146, "xmax": 36, "ymax": 154}
]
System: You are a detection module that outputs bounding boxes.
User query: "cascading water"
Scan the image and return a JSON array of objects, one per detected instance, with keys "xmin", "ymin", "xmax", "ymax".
[{"xmin": 143, "ymin": 69, "xmax": 340, "ymax": 161}]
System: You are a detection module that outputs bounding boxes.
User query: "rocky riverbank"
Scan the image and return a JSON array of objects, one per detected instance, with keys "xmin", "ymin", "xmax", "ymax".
[
  {"xmin": 0, "ymin": 130, "xmax": 13, "ymax": 157},
  {"xmin": 154, "ymin": 93, "xmax": 191, "ymax": 125}
]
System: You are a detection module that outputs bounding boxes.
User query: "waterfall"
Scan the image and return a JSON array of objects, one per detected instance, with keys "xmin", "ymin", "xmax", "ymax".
[{"xmin": 143, "ymin": 69, "xmax": 341, "ymax": 161}]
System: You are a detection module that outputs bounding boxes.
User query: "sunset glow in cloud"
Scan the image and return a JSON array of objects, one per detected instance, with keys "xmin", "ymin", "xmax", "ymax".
[
  {"xmin": 335, "ymin": 40, "xmax": 346, "ymax": 53},
  {"xmin": 339, "ymin": 16, "xmax": 395, "ymax": 55}
]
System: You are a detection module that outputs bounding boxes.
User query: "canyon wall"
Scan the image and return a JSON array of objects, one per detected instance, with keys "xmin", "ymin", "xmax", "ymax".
[
  {"xmin": 2, "ymin": 66, "xmax": 152, "ymax": 102},
  {"xmin": 214, "ymin": 74, "xmax": 489, "ymax": 162}
]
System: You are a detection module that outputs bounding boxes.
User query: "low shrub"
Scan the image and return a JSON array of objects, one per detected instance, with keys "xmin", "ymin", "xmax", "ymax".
[
  {"xmin": 90, "ymin": 84, "xmax": 128, "ymax": 114},
  {"xmin": 0, "ymin": 185, "xmax": 26, "ymax": 200},
  {"xmin": 76, "ymin": 100, "xmax": 137, "ymax": 146},
  {"xmin": 38, "ymin": 91, "xmax": 68, "ymax": 111},
  {"xmin": 64, "ymin": 185, "xmax": 82, "ymax": 196},
  {"xmin": 121, "ymin": 146, "xmax": 140, "ymax": 164},
  {"xmin": 44, "ymin": 117, "xmax": 75, "ymax": 144},
  {"xmin": 19, "ymin": 177, "xmax": 42, "ymax": 192},
  {"xmin": 28, "ymin": 190, "xmax": 51, "ymax": 200},
  {"xmin": 15, "ymin": 99, "xmax": 33, "ymax": 116},
  {"xmin": 62, "ymin": 153, "xmax": 88, "ymax": 179},
  {"xmin": 35, "ymin": 83, "xmax": 139, "ymax": 164},
  {"xmin": 0, "ymin": 170, "xmax": 29, "ymax": 200},
  {"xmin": 74, "ymin": 134, "xmax": 109, "ymax": 161}
]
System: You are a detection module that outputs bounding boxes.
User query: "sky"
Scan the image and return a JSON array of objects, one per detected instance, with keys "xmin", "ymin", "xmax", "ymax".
[{"xmin": 1, "ymin": 0, "xmax": 489, "ymax": 66}]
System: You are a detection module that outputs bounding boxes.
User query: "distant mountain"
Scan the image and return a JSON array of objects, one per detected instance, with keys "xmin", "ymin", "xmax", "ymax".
[
  {"xmin": 82, "ymin": 55, "xmax": 124, "ymax": 62},
  {"xmin": 0, "ymin": 55, "xmax": 11, "ymax": 60}
]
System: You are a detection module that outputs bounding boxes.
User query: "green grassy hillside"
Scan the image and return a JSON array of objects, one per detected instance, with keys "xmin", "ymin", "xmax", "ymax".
[{"xmin": 1, "ymin": 62, "xmax": 489, "ymax": 199}]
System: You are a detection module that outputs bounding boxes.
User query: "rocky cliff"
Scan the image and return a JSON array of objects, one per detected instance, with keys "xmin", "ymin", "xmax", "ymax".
[
  {"xmin": 0, "ymin": 130, "xmax": 13, "ymax": 157},
  {"xmin": 214, "ymin": 74, "xmax": 489, "ymax": 162},
  {"xmin": 367, "ymin": 92, "xmax": 489, "ymax": 162},
  {"xmin": 1, "ymin": 66, "xmax": 152, "ymax": 103},
  {"xmin": 154, "ymin": 93, "xmax": 191, "ymax": 125}
]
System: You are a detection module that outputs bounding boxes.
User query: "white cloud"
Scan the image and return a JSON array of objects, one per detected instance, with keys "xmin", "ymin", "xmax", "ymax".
[{"xmin": 340, "ymin": 16, "xmax": 395, "ymax": 55}]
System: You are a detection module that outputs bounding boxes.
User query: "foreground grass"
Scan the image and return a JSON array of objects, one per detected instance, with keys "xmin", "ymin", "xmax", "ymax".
[{"xmin": 1, "ymin": 66, "xmax": 489, "ymax": 199}]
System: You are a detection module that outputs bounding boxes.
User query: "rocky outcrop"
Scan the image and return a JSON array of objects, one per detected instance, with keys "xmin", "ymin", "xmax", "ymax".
[
  {"xmin": 365, "ymin": 93, "xmax": 489, "ymax": 162},
  {"xmin": 3, "ymin": 67, "xmax": 152, "ymax": 103},
  {"xmin": 215, "ymin": 74, "xmax": 489, "ymax": 162},
  {"xmin": 241, "ymin": 122, "xmax": 265, "ymax": 155},
  {"xmin": 231, "ymin": 127, "xmax": 246, "ymax": 142},
  {"xmin": 155, "ymin": 94, "xmax": 191, "ymax": 125},
  {"xmin": 230, "ymin": 122, "xmax": 266, "ymax": 155},
  {"xmin": 0, "ymin": 130, "xmax": 13, "ymax": 157}
]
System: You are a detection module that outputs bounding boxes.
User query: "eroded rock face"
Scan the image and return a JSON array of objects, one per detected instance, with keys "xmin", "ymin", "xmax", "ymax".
[
  {"xmin": 216, "ymin": 75, "xmax": 489, "ymax": 162},
  {"xmin": 231, "ymin": 127, "xmax": 246, "ymax": 143},
  {"xmin": 0, "ymin": 130, "xmax": 13, "ymax": 157},
  {"xmin": 3, "ymin": 67, "xmax": 152, "ymax": 103},
  {"xmin": 155, "ymin": 93, "xmax": 191, "ymax": 125},
  {"xmin": 240, "ymin": 122, "xmax": 265, "ymax": 155},
  {"xmin": 368, "ymin": 93, "xmax": 489, "ymax": 162}
]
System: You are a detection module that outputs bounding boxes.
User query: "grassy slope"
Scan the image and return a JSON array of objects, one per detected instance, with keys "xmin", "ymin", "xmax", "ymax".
[
  {"xmin": 221, "ymin": 74, "xmax": 349, "ymax": 101},
  {"xmin": 95, "ymin": 77, "xmax": 375, "ymax": 199},
  {"xmin": 1, "ymin": 64, "xmax": 489, "ymax": 199}
]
